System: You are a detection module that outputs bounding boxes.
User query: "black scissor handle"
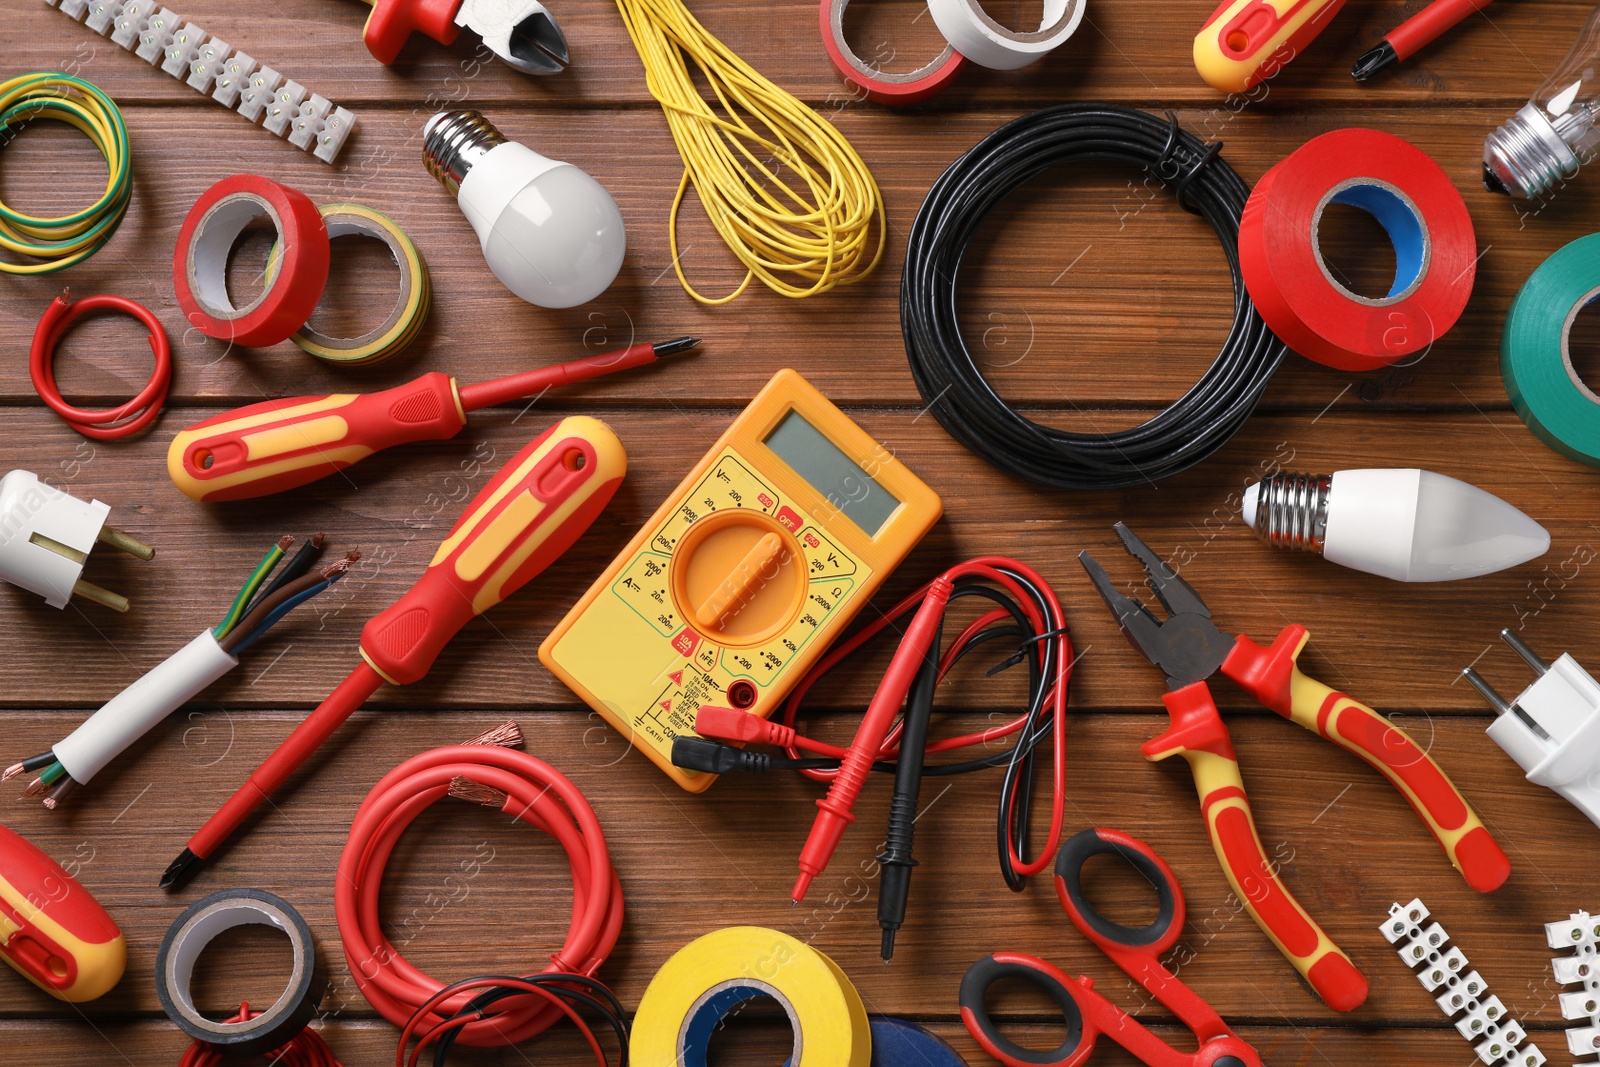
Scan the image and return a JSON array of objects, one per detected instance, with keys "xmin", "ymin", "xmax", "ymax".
[
  {"xmin": 1053, "ymin": 827, "xmax": 1184, "ymax": 955},
  {"xmin": 959, "ymin": 953, "xmax": 1085, "ymax": 1067}
]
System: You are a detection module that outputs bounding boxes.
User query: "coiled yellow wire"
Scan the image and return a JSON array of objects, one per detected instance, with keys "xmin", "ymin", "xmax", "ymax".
[{"xmin": 616, "ymin": 0, "xmax": 885, "ymax": 304}]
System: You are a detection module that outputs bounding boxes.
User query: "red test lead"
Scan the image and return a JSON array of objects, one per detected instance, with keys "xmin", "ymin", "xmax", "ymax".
[
  {"xmin": 791, "ymin": 573, "xmax": 953, "ymax": 903},
  {"xmin": 160, "ymin": 416, "xmax": 628, "ymax": 890}
]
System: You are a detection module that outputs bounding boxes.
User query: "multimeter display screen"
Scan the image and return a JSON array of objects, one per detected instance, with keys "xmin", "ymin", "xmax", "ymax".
[{"xmin": 764, "ymin": 410, "xmax": 900, "ymax": 535}]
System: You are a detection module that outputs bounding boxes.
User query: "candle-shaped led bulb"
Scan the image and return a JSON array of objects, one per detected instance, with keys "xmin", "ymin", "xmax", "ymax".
[{"xmin": 1242, "ymin": 469, "xmax": 1549, "ymax": 582}]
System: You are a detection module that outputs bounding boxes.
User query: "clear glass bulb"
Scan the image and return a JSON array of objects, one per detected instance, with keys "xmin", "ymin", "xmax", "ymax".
[
  {"xmin": 1485, "ymin": 6, "xmax": 1600, "ymax": 199},
  {"xmin": 1243, "ymin": 469, "xmax": 1550, "ymax": 582},
  {"xmin": 423, "ymin": 110, "xmax": 626, "ymax": 309}
]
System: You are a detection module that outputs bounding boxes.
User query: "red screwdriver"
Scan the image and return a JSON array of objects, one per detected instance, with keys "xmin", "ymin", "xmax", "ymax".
[
  {"xmin": 166, "ymin": 338, "xmax": 697, "ymax": 502},
  {"xmin": 160, "ymin": 415, "xmax": 627, "ymax": 889}
]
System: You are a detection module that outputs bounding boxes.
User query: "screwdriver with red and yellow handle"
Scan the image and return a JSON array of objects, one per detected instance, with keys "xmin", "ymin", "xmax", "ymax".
[
  {"xmin": 159, "ymin": 415, "xmax": 626, "ymax": 889},
  {"xmin": 167, "ymin": 338, "xmax": 695, "ymax": 502}
]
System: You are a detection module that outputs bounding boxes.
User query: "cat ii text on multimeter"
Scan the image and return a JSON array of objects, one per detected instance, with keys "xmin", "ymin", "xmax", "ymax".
[{"xmin": 539, "ymin": 369, "xmax": 942, "ymax": 791}]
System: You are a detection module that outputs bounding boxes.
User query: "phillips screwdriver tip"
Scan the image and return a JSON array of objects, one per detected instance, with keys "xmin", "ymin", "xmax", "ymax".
[
  {"xmin": 652, "ymin": 337, "xmax": 701, "ymax": 357},
  {"xmin": 159, "ymin": 848, "xmax": 201, "ymax": 891}
]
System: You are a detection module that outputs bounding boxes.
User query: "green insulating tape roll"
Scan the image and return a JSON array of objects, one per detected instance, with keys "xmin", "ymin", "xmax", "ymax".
[{"xmin": 1504, "ymin": 232, "xmax": 1600, "ymax": 466}]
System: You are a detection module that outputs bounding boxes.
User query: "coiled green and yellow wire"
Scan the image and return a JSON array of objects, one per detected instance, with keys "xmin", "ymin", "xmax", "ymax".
[{"xmin": 0, "ymin": 72, "xmax": 132, "ymax": 275}]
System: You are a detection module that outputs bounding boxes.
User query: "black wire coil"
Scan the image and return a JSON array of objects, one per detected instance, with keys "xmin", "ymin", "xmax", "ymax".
[{"xmin": 901, "ymin": 104, "xmax": 1286, "ymax": 490}]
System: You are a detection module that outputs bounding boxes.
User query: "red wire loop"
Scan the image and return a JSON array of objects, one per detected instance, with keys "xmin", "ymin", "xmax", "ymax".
[
  {"xmin": 30, "ymin": 290, "xmax": 171, "ymax": 440},
  {"xmin": 177, "ymin": 1003, "xmax": 344, "ymax": 1067},
  {"xmin": 336, "ymin": 745, "xmax": 624, "ymax": 1050},
  {"xmin": 777, "ymin": 556, "xmax": 1073, "ymax": 879}
]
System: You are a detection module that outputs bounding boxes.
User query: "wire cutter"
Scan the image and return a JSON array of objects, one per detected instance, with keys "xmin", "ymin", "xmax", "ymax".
[
  {"xmin": 961, "ymin": 827, "xmax": 1262, "ymax": 1067},
  {"xmin": 1078, "ymin": 523, "xmax": 1511, "ymax": 1013}
]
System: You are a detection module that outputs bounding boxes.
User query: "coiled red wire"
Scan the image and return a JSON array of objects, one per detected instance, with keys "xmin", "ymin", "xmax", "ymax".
[
  {"xmin": 30, "ymin": 290, "xmax": 170, "ymax": 440},
  {"xmin": 177, "ymin": 1003, "xmax": 342, "ymax": 1067},
  {"xmin": 778, "ymin": 556, "xmax": 1072, "ymax": 881},
  {"xmin": 335, "ymin": 745, "xmax": 623, "ymax": 1051}
]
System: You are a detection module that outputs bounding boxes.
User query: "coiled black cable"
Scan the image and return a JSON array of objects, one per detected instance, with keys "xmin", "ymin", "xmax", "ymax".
[{"xmin": 901, "ymin": 104, "xmax": 1286, "ymax": 490}]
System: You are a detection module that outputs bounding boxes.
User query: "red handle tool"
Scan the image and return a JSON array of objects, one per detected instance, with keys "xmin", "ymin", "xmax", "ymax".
[
  {"xmin": 961, "ymin": 828, "xmax": 1263, "ymax": 1067},
  {"xmin": 161, "ymin": 415, "xmax": 627, "ymax": 889},
  {"xmin": 166, "ymin": 338, "xmax": 695, "ymax": 502}
]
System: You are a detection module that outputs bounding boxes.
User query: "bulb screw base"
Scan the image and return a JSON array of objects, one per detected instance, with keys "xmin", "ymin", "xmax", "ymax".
[
  {"xmin": 1484, "ymin": 104, "xmax": 1581, "ymax": 200},
  {"xmin": 422, "ymin": 110, "xmax": 508, "ymax": 197},
  {"xmin": 1249, "ymin": 472, "xmax": 1331, "ymax": 553}
]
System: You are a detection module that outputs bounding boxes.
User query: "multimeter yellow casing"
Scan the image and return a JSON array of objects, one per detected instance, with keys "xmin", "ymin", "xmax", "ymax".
[{"xmin": 539, "ymin": 369, "xmax": 942, "ymax": 792}]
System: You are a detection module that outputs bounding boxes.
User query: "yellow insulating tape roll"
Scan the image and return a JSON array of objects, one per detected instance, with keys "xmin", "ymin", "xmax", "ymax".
[
  {"xmin": 266, "ymin": 203, "xmax": 430, "ymax": 366},
  {"xmin": 632, "ymin": 927, "xmax": 872, "ymax": 1067}
]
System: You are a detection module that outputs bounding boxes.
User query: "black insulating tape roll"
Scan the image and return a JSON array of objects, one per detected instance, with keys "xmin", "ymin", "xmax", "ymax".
[{"xmin": 155, "ymin": 888, "xmax": 323, "ymax": 1054}]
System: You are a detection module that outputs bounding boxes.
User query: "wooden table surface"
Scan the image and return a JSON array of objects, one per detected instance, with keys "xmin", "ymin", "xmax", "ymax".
[{"xmin": 6, "ymin": 0, "xmax": 1600, "ymax": 1062}]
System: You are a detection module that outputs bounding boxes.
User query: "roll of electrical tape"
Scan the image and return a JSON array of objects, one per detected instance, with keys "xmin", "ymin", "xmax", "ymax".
[
  {"xmin": 926, "ymin": 0, "xmax": 1085, "ymax": 70},
  {"xmin": 821, "ymin": 0, "xmax": 967, "ymax": 106},
  {"xmin": 870, "ymin": 1017, "xmax": 969, "ymax": 1065},
  {"xmin": 1238, "ymin": 128, "xmax": 1476, "ymax": 372},
  {"xmin": 271, "ymin": 203, "xmax": 431, "ymax": 366},
  {"xmin": 632, "ymin": 927, "xmax": 872, "ymax": 1067},
  {"xmin": 155, "ymin": 889, "xmax": 323, "ymax": 1055},
  {"xmin": 1502, "ymin": 233, "xmax": 1600, "ymax": 466},
  {"xmin": 174, "ymin": 175, "xmax": 330, "ymax": 349}
]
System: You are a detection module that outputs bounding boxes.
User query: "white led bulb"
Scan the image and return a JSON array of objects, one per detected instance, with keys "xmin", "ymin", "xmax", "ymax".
[
  {"xmin": 1243, "ymin": 469, "xmax": 1549, "ymax": 582},
  {"xmin": 423, "ymin": 109, "xmax": 626, "ymax": 310}
]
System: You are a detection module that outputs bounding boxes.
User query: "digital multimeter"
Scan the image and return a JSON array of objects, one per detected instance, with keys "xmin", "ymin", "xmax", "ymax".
[{"xmin": 540, "ymin": 369, "xmax": 942, "ymax": 792}]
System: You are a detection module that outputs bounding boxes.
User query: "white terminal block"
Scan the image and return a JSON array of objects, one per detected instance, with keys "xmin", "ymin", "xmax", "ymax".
[
  {"xmin": 1381, "ymin": 899, "xmax": 1546, "ymax": 1067},
  {"xmin": 53, "ymin": 630, "xmax": 238, "ymax": 784},
  {"xmin": 1466, "ymin": 631, "xmax": 1600, "ymax": 830},
  {"xmin": 43, "ymin": 0, "xmax": 356, "ymax": 162},
  {"xmin": 1546, "ymin": 911, "xmax": 1600, "ymax": 1063},
  {"xmin": 0, "ymin": 470, "xmax": 108, "ymax": 609}
]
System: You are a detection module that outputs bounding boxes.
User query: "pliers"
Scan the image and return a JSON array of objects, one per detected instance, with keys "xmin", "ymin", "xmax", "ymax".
[
  {"xmin": 1079, "ymin": 523, "xmax": 1511, "ymax": 1013},
  {"xmin": 354, "ymin": 0, "xmax": 570, "ymax": 75}
]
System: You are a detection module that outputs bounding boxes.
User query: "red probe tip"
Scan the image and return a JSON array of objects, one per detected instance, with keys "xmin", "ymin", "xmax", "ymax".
[{"xmin": 791, "ymin": 871, "xmax": 814, "ymax": 903}]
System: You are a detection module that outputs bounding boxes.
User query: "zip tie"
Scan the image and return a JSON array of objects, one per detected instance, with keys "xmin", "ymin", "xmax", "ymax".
[
  {"xmin": 44, "ymin": 0, "xmax": 356, "ymax": 162},
  {"xmin": 1545, "ymin": 910, "xmax": 1600, "ymax": 1064},
  {"xmin": 1380, "ymin": 898, "xmax": 1545, "ymax": 1067}
]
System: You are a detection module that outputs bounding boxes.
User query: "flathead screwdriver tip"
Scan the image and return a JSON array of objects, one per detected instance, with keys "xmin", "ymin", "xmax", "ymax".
[
  {"xmin": 652, "ymin": 337, "xmax": 701, "ymax": 357},
  {"xmin": 159, "ymin": 848, "xmax": 201, "ymax": 891}
]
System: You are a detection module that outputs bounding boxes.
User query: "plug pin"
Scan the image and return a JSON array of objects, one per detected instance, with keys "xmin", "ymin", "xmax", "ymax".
[
  {"xmin": 1463, "ymin": 668, "xmax": 1512, "ymax": 715},
  {"xmin": 97, "ymin": 525, "xmax": 153, "ymax": 560},
  {"xmin": 1500, "ymin": 628, "xmax": 1547, "ymax": 676},
  {"xmin": 71, "ymin": 578, "xmax": 129, "ymax": 613}
]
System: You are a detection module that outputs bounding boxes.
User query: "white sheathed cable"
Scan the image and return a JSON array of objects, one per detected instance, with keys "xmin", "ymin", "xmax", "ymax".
[
  {"xmin": 53, "ymin": 630, "xmax": 238, "ymax": 784},
  {"xmin": 43, "ymin": 0, "xmax": 357, "ymax": 162}
]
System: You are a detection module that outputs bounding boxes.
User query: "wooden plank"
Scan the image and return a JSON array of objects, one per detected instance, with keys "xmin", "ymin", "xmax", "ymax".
[
  {"xmin": 10, "ymin": 0, "xmax": 1588, "ymax": 109},
  {"xmin": 0, "ymin": 407, "xmax": 1588, "ymax": 711},
  {"xmin": 4, "ymin": 105, "xmax": 1597, "ymax": 411},
  {"xmin": 0, "ymin": 1017, "xmax": 1555, "ymax": 1066},
  {"xmin": 0, "ymin": 710, "xmax": 1578, "ymax": 1024}
]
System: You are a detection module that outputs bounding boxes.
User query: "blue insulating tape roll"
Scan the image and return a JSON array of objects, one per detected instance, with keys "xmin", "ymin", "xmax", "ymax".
[
  {"xmin": 869, "ymin": 1016, "xmax": 970, "ymax": 1065},
  {"xmin": 1502, "ymin": 232, "xmax": 1600, "ymax": 466}
]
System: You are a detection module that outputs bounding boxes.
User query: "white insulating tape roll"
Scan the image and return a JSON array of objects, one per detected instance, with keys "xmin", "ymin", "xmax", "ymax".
[
  {"xmin": 632, "ymin": 927, "xmax": 871, "ymax": 1067},
  {"xmin": 927, "ymin": 0, "xmax": 1085, "ymax": 70},
  {"xmin": 54, "ymin": 629, "xmax": 238, "ymax": 783}
]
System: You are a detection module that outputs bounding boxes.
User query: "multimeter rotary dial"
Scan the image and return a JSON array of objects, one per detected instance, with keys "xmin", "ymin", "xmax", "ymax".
[{"xmin": 668, "ymin": 509, "xmax": 805, "ymax": 647}]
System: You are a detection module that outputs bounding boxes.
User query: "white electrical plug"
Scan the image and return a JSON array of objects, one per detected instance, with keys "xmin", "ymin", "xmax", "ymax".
[
  {"xmin": 1465, "ymin": 629, "xmax": 1600, "ymax": 829},
  {"xmin": 0, "ymin": 470, "xmax": 153, "ymax": 611}
]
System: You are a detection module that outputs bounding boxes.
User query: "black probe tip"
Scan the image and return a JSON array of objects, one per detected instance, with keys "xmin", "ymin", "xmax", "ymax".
[
  {"xmin": 881, "ymin": 926, "xmax": 897, "ymax": 961},
  {"xmin": 1350, "ymin": 40, "xmax": 1397, "ymax": 81},
  {"xmin": 158, "ymin": 848, "xmax": 201, "ymax": 891},
  {"xmin": 652, "ymin": 337, "xmax": 701, "ymax": 357}
]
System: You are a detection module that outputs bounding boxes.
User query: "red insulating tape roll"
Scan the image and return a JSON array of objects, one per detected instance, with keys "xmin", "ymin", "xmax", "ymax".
[
  {"xmin": 174, "ymin": 175, "xmax": 331, "ymax": 349},
  {"xmin": 821, "ymin": 0, "xmax": 966, "ymax": 106},
  {"xmin": 1238, "ymin": 128, "xmax": 1476, "ymax": 372}
]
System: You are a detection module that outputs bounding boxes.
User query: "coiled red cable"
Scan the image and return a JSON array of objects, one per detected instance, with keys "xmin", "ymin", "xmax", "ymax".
[
  {"xmin": 177, "ymin": 1003, "xmax": 343, "ymax": 1067},
  {"xmin": 335, "ymin": 745, "xmax": 623, "ymax": 1049},
  {"xmin": 30, "ymin": 290, "xmax": 171, "ymax": 440}
]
